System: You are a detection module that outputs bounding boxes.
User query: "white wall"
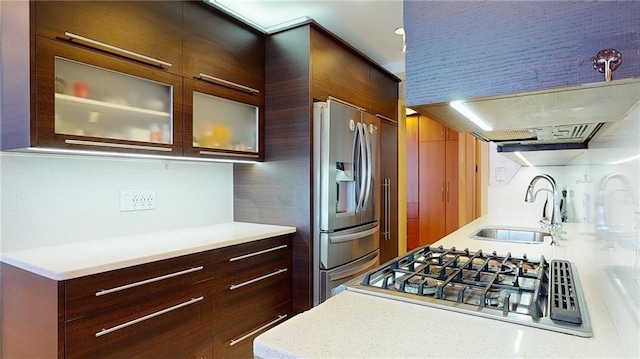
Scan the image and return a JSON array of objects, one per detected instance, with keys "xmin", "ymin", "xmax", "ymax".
[
  {"xmin": 0, "ymin": 152, "xmax": 234, "ymax": 252},
  {"xmin": 488, "ymin": 101, "xmax": 640, "ymax": 357}
]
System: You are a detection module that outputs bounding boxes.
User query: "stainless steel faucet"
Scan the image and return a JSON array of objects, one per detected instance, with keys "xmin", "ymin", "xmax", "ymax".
[{"xmin": 525, "ymin": 174, "xmax": 562, "ymax": 246}]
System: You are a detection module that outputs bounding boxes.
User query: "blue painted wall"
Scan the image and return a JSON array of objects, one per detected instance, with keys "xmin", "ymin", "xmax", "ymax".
[{"xmin": 405, "ymin": 1, "xmax": 640, "ymax": 106}]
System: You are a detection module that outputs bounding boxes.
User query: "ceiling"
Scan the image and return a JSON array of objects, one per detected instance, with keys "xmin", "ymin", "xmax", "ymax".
[{"xmin": 207, "ymin": 0, "xmax": 406, "ymax": 75}]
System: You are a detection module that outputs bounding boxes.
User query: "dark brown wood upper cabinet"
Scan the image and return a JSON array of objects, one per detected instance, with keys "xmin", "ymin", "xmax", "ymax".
[
  {"xmin": 183, "ymin": 1, "xmax": 265, "ymax": 95},
  {"xmin": 310, "ymin": 29, "xmax": 370, "ymax": 110},
  {"xmin": 370, "ymin": 66, "xmax": 399, "ymax": 121},
  {"xmin": 34, "ymin": 1, "xmax": 183, "ymax": 76},
  {"xmin": 35, "ymin": 36, "xmax": 184, "ymax": 156}
]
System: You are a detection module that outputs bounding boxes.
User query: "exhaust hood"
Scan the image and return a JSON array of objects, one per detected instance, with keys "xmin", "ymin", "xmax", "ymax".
[{"xmin": 411, "ymin": 78, "xmax": 640, "ymax": 155}]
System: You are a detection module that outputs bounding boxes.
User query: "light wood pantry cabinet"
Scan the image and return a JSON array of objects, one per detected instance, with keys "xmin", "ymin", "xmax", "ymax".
[
  {"xmin": 0, "ymin": 235, "xmax": 292, "ymax": 359},
  {"xmin": 407, "ymin": 114, "xmax": 461, "ymax": 247}
]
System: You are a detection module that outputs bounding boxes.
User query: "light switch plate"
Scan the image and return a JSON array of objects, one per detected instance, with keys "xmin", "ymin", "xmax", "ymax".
[{"xmin": 120, "ymin": 189, "xmax": 156, "ymax": 212}]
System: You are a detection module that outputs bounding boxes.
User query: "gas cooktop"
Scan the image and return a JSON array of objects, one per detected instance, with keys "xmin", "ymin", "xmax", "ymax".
[{"xmin": 344, "ymin": 245, "xmax": 592, "ymax": 337}]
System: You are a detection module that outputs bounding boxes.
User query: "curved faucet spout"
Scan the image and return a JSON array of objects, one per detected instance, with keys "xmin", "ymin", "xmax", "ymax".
[{"xmin": 524, "ymin": 174, "xmax": 562, "ymax": 245}]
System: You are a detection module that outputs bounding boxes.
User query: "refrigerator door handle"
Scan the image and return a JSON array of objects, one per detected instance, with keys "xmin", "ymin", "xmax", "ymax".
[
  {"xmin": 355, "ymin": 123, "xmax": 367, "ymax": 212},
  {"xmin": 329, "ymin": 224, "xmax": 379, "ymax": 244},
  {"xmin": 361, "ymin": 123, "xmax": 373, "ymax": 211}
]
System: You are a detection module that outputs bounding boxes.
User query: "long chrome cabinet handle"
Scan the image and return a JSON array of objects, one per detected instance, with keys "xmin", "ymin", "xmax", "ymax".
[
  {"xmin": 375, "ymin": 113, "xmax": 398, "ymax": 124},
  {"xmin": 95, "ymin": 296, "xmax": 204, "ymax": 337},
  {"xmin": 198, "ymin": 150, "xmax": 259, "ymax": 158},
  {"xmin": 95, "ymin": 266, "xmax": 204, "ymax": 296},
  {"xmin": 383, "ymin": 178, "xmax": 390, "ymax": 240},
  {"xmin": 229, "ymin": 314, "xmax": 287, "ymax": 347},
  {"xmin": 229, "ymin": 268, "xmax": 287, "ymax": 290},
  {"xmin": 229, "ymin": 244, "xmax": 288, "ymax": 262},
  {"xmin": 198, "ymin": 73, "xmax": 260, "ymax": 94},
  {"xmin": 65, "ymin": 32, "xmax": 172, "ymax": 68},
  {"xmin": 65, "ymin": 139, "xmax": 173, "ymax": 152}
]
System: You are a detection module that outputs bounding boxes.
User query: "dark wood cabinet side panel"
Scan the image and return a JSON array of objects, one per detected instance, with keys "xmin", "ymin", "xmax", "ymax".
[
  {"xmin": 310, "ymin": 27, "xmax": 369, "ymax": 109},
  {"xmin": 1, "ymin": 263, "xmax": 63, "ymax": 359},
  {"xmin": 183, "ymin": 1, "xmax": 265, "ymax": 91},
  {"xmin": 34, "ymin": 1, "xmax": 183, "ymax": 76},
  {"xmin": 234, "ymin": 26, "xmax": 313, "ymax": 314}
]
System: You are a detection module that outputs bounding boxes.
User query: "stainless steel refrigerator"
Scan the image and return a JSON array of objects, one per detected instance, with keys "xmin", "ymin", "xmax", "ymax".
[{"xmin": 313, "ymin": 98, "xmax": 380, "ymax": 305}]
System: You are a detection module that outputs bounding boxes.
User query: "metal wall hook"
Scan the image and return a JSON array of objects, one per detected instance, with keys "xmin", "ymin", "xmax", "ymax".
[{"xmin": 593, "ymin": 49, "xmax": 622, "ymax": 82}]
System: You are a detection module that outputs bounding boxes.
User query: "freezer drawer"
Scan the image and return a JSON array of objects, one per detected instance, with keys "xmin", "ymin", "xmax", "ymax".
[
  {"xmin": 319, "ymin": 223, "xmax": 379, "ymax": 270},
  {"xmin": 320, "ymin": 249, "xmax": 379, "ymax": 302}
]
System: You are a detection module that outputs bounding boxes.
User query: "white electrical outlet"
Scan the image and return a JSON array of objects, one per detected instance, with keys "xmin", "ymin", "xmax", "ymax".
[{"xmin": 120, "ymin": 189, "xmax": 156, "ymax": 212}]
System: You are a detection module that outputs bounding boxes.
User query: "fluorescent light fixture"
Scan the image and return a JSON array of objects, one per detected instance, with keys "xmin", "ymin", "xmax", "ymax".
[
  {"xmin": 449, "ymin": 101, "xmax": 493, "ymax": 131},
  {"xmin": 609, "ymin": 153, "xmax": 640, "ymax": 165},
  {"xmin": 514, "ymin": 151, "xmax": 534, "ymax": 167},
  {"xmin": 25, "ymin": 147, "xmax": 259, "ymax": 164},
  {"xmin": 406, "ymin": 108, "xmax": 417, "ymax": 115}
]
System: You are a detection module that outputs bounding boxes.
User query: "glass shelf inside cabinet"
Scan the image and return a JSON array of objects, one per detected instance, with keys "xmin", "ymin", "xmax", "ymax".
[
  {"xmin": 54, "ymin": 57, "xmax": 173, "ymax": 144},
  {"xmin": 192, "ymin": 92, "xmax": 258, "ymax": 153}
]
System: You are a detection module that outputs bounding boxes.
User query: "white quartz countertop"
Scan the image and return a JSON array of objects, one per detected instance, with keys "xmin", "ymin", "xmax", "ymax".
[
  {"xmin": 0, "ymin": 222, "xmax": 296, "ymax": 280},
  {"xmin": 254, "ymin": 215, "xmax": 640, "ymax": 358}
]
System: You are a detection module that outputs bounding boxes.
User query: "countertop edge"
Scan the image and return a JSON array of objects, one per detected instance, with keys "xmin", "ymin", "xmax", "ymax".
[{"xmin": 0, "ymin": 222, "xmax": 296, "ymax": 281}]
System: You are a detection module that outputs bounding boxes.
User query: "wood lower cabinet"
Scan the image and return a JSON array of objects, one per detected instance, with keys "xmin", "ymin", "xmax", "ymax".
[
  {"xmin": 0, "ymin": 235, "xmax": 292, "ymax": 358},
  {"xmin": 212, "ymin": 235, "xmax": 292, "ymax": 358}
]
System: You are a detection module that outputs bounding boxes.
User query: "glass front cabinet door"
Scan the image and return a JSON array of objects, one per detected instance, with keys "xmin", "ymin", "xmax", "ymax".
[
  {"xmin": 184, "ymin": 79, "xmax": 263, "ymax": 161},
  {"xmin": 36, "ymin": 37, "xmax": 183, "ymax": 155}
]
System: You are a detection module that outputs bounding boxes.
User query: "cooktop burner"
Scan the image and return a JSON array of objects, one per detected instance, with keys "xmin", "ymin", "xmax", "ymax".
[{"xmin": 344, "ymin": 245, "xmax": 592, "ymax": 337}]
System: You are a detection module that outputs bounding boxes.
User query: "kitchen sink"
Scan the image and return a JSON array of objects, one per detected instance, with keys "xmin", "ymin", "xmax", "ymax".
[{"xmin": 469, "ymin": 227, "xmax": 548, "ymax": 244}]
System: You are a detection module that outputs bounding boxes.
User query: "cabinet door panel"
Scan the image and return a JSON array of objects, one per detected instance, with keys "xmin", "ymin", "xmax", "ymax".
[
  {"xmin": 370, "ymin": 67, "xmax": 398, "ymax": 120},
  {"xmin": 183, "ymin": 1, "xmax": 265, "ymax": 93},
  {"xmin": 66, "ymin": 280, "xmax": 213, "ymax": 359},
  {"xmin": 419, "ymin": 115, "xmax": 445, "ymax": 142},
  {"xmin": 311, "ymin": 28, "xmax": 370, "ymax": 110},
  {"xmin": 35, "ymin": 1, "xmax": 182, "ymax": 76},
  {"xmin": 380, "ymin": 120, "xmax": 398, "ymax": 262},
  {"xmin": 419, "ymin": 141, "xmax": 446, "ymax": 245},
  {"xmin": 213, "ymin": 235, "xmax": 291, "ymax": 280},
  {"xmin": 184, "ymin": 78, "xmax": 264, "ymax": 160},
  {"xmin": 213, "ymin": 301, "xmax": 291, "ymax": 359},
  {"xmin": 65, "ymin": 251, "xmax": 213, "ymax": 321},
  {"xmin": 213, "ymin": 257, "xmax": 291, "ymax": 331},
  {"xmin": 35, "ymin": 37, "xmax": 183, "ymax": 155},
  {"xmin": 445, "ymin": 139, "xmax": 459, "ymax": 235}
]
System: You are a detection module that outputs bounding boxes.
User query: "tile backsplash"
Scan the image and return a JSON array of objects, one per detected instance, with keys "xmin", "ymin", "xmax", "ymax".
[{"xmin": 0, "ymin": 152, "xmax": 234, "ymax": 252}]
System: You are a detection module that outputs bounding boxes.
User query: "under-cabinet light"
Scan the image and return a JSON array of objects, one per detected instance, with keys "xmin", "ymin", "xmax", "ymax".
[
  {"xmin": 609, "ymin": 153, "xmax": 640, "ymax": 165},
  {"xmin": 25, "ymin": 147, "xmax": 259, "ymax": 164},
  {"xmin": 406, "ymin": 108, "xmax": 417, "ymax": 116},
  {"xmin": 449, "ymin": 101, "xmax": 493, "ymax": 131},
  {"xmin": 514, "ymin": 152, "xmax": 534, "ymax": 167}
]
